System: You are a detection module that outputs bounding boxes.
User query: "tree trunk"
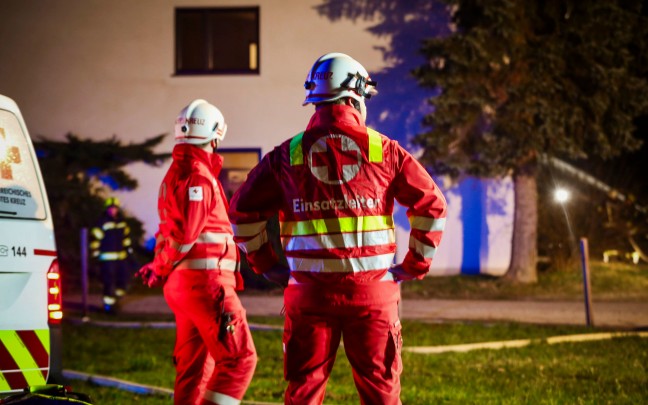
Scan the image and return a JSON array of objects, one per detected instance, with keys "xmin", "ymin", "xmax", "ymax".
[{"xmin": 506, "ymin": 167, "xmax": 538, "ymax": 283}]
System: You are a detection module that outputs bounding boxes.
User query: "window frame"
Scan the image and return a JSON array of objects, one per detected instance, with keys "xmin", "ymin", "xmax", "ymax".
[{"xmin": 174, "ymin": 6, "xmax": 260, "ymax": 76}]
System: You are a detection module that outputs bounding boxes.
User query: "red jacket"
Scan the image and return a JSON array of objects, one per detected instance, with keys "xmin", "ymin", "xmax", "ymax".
[
  {"xmin": 229, "ymin": 105, "xmax": 446, "ymax": 305},
  {"xmin": 151, "ymin": 144, "xmax": 240, "ymax": 288}
]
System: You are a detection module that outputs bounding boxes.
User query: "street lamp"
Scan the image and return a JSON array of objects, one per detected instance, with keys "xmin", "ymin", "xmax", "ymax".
[
  {"xmin": 552, "ymin": 185, "xmax": 594, "ymax": 325},
  {"xmin": 554, "ymin": 187, "xmax": 570, "ymax": 204}
]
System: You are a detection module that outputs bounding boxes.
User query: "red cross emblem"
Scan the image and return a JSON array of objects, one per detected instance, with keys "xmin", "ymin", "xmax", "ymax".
[
  {"xmin": 309, "ymin": 134, "xmax": 361, "ymax": 184},
  {"xmin": 0, "ymin": 128, "xmax": 22, "ymax": 180}
]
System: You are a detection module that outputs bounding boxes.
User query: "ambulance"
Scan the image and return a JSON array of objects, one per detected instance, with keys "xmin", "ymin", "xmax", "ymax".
[{"xmin": 0, "ymin": 94, "xmax": 63, "ymax": 394}]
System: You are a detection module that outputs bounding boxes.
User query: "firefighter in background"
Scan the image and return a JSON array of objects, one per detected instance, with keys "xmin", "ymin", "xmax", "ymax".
[
  {"xmin": 90, "ymin": 197, "xmax": 132, "ymax": 313},
  {"xmin": 229, "ymin": 53, "xmax": 447, "ymax": 404},
  {"xmin": 136, "ymin": 99, "xmax": 257, "ymax": 405}
]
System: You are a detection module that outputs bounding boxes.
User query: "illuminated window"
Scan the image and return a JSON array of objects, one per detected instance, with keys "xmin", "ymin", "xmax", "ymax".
[{"xmin": 175, "ymin": 7, "xmax": 260, "ymax": 75}]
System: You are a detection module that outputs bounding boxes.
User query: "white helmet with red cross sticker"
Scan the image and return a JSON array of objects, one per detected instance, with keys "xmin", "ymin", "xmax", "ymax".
[
  {"xmin": 302, "ymin": 53, "xmax": 378, "ymax": 110},
  {"xmin": 174, "ymin": 99, "xmax": 227, "ymax": 145}
]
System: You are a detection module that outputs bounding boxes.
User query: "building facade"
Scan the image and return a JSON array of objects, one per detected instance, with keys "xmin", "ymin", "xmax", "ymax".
[{"xmin": 0, "ymin": 0, "xmax": 513, "ymax": 275}]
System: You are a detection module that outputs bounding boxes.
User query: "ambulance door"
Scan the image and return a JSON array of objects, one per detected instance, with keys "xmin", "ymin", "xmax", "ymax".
[{"xmin": 0, "ymin": 94, "xmax": 61, "ymax": 394}]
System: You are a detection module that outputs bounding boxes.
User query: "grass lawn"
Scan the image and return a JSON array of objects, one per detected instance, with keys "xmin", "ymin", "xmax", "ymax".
[
  {"xmin": 56, "ymin": 261, "xmax": 647, "ymax": 403},
  {"xmin": 61, "ymin": 319, "xmax": 647, "ymax": 404},
  {"xmin": 400, "ymin": 261, "xmax": 648, "ymax": 301}
]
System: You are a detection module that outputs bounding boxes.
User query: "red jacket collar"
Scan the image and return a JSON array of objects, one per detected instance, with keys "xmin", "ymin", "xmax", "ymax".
[
  {"xmin": 306, "ymin": 104, "xmax": 364, "ymax": 129},
  {"xmin": 172, "ymin": 143, "xmax": 223, "ymax": 175}
]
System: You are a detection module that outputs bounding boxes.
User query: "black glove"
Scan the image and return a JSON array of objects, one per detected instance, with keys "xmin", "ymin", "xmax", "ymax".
[
  {"xmin": 389, "ymin": 264, "xmax": 418, "ymax": 283},
  {"xmin": 263, "ymin": 263, "xmax": 290, "ymax": 288},
  {"xmin": 135, "ymin": 263, "xmax": 166, "ymax": 288}
]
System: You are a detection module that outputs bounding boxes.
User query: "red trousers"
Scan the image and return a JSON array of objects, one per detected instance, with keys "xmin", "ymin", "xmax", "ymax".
[
  {"xmin": 164, "ymin": 270, "xmax": 257, "ymax": 405},
  {"xmin": 282, "ymin": 300, "xmax": 403, "ymax": 405}
]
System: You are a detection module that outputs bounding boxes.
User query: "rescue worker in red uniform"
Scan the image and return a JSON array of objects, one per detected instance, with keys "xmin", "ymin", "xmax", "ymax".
[
  {"xmin": 228, "ymin": 53, "xmax": 447, "ymax": 405},
  {"xmin": 137, "ymin": 99, "xmax": 257, "ymax": 405},
  {"xmin": 90, "ymin": 197, "xmax": 132, "ymax": 313}
]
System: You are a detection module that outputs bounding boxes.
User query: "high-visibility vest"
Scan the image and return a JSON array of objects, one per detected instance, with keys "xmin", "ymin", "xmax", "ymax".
[
  {"xmin": 281, "ymin": 128, "xmax": 395, "ymax": 274},
  {"xmin": 230, "ymin": 105, "xmax": 447, "ymax": 289},
  {"xmin": 289, "ymin": 127, "xmax": 384, "ymax": 165}
]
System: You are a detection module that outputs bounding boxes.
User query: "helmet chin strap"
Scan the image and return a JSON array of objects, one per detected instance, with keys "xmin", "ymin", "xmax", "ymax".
[{"xmin": 358, "ymin": 98, "xmax": 367, "ymax": 122}]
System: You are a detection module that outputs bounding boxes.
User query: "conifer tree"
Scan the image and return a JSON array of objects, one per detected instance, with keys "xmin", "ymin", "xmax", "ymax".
[{"xmin": 34, "ymin": 133, "xmax": 171, "ymax": 283}]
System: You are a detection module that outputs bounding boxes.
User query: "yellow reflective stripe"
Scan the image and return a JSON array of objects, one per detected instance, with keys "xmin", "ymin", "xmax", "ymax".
[
  {"xmin": 410, "ymin": 216, "xmax": 446, "ymax": 232},
  {"xmin": 232, "ymin": 221, "xmax": 267, "ymax": 238},
  {"xmin": 290, "ymin": 132, "xmax": 305, "ymax": 166},
  {"xmin": 0, "ymin": 371, "xmax": 10, "ymax": 391},
  {"xmin": 101, "ymin": 221, "xmax": 128, "ymax": 231},
  {"xmin": 23, "ymin": 369, "xmax": 47, "ymax": 386},
  {"xmin": 367, "ymin": 128, "xmax": 383, "ymax": 163},
  {"xmin": 0, "ymin": 331, "xmax": 43, "ymax": 385},
  {"xmin": 281, "ymin": 215, "xmax": 393, "ymax": 236},
  {"xmin": 283, "ymin": 229, "xmax": 395, "ymax": 251},
  {"xmin": 91, "ymin": 227, "xmax": 103, "ymax": 239},
  {"xmin": 34, "ymin": 329, "xmax": 50, "ymax": 355}
]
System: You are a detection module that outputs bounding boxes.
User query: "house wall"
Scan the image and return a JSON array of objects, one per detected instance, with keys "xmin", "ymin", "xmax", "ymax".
[{"xmin": 0, "ymin": 0, "xmax": 513, "ymax": 275}]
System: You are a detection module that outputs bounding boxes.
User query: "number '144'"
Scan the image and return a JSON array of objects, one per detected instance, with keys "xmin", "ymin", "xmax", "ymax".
[{"xmin": 12, "ymin": 246, "xmax": 27, "ymax": 256}]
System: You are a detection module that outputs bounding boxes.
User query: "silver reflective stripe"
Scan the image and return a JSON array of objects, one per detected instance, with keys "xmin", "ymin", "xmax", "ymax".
[
  {"xmin": 288, "ymin": 271, "xmax": 396, "ymax": 284},
  {"xmin": 231, "ymin": 221, "xmax": 267, "ymax": 237},
  {"xmin": 203, "ymin": 390, "xmax": 240, "ymax": 405},
  {"xmin": 175, "ymin": 258, "xmax": 237, "ymax": 271},
  {"xmin": 99, "ymin": 251, "xmax": 127, "ymax": 260},
  {"xmin": 410, "ymin": 216, "xmax": 446, "ymax": 232},
  {"xmin": 288, "ymin": 253, "xmax": 395, "ymax": 273},
  {"xmin": 237, "ymin": 230, "xmax": 268, "ymax": 253},
  {"xmin": 197, "ymin": 232, "xmax": 234, "ymax": 244},
  {"xmin": 410, "ymin": 237, "xmax": 438, "ymax": 259},
  {"xmin": 282, "ymin": 229, "xmax": 395, "ymax": 251},
  {"xmin": 178, "ymin": 242, "xmax": 194, "ymax": 253},
  {"xmin": 166, "ymin": 238, "xmax": 182, "ymax": 252},
  {"xmin": 103, "ymin": 296, "xmax": 117, "ymax": 305},
  {"xmin": 179, "ymin": 232, "xmax": 234, "ymax": 253}
]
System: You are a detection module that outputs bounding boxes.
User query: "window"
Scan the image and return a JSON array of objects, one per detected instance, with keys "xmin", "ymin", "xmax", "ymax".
[
  {"xmin": 0, "ymin": 111, "xmax": 47, "ymax": 220},
  {"xmin": 217, "ymin": 148, "xmax": 261, "ymax": 201},
  {"xmin": 175, "ymin": 7, "xmax": 259, "ymax": 75}
]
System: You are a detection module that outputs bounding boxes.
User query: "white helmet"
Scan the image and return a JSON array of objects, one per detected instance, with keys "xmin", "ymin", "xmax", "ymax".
[
  {"xmin": 174, "ymin": 99, "xmax": 227, "ymax": 145},
  {"xmin": 303, "ymin": 53, "xmax": 378, "ymax": 112}
]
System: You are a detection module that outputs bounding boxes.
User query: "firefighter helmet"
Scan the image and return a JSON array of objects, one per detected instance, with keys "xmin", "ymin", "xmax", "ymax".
[
  {"xmin": 302, "ymin": 53, "xmax": 378, "ymax": 107},
  {"xmin": 104, "ymin": 197, "xmax": 120, "ymax": 208},
  {"xmin": 174, "ymin": 99, "xmax": 227, "ymax": 145}
]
